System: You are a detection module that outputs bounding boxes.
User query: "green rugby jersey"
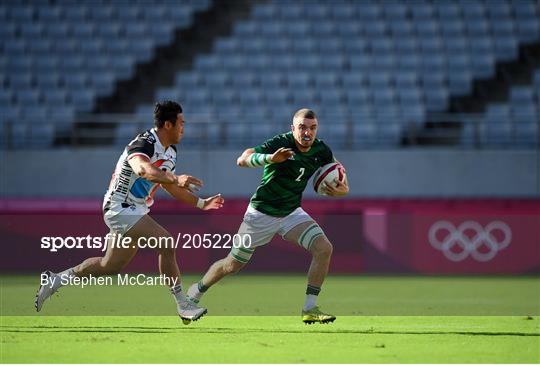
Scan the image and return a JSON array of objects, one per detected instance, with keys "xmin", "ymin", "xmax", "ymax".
[{"xmin": 250, "ymin": 132, "xmax": 334, "ymax": 217}]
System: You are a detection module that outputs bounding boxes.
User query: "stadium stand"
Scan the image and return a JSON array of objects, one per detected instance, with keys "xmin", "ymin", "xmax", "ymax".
[
  {"xmin": 0, "ymin": 0, "xmax": 212, "ymax": 147},
  {"xmin": 1, "ymin": 0, "xmax": 539, "ymax": 148},
  {"xmin": 138, "ymin": 0, "xmax": 539, "ymax": 148}
]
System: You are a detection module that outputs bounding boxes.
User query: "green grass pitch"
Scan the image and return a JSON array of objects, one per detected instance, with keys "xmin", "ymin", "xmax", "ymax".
[{"xmin": 1, "ymin": 275, "xmax": 539, "ymax": 363}]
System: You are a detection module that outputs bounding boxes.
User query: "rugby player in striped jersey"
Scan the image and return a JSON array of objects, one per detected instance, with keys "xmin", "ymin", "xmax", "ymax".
[{"xmin": 35, "ymin": 101, "xmax": 224, "ymax": 324}]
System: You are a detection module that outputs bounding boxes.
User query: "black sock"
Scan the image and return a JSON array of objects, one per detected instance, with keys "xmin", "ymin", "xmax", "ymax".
[
  {"xmin": 198, "ymin": 281, "xmax": 209, "ymax": 293},
  {"xmin": 306, "ymin": 284, "xmax": 321, "ymax": 296}
]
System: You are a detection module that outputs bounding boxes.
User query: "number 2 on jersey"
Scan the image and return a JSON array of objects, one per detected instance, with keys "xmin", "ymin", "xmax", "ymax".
[{"xmin": 295, "ymin": 167, "xmax": 305, "ymax": 182}]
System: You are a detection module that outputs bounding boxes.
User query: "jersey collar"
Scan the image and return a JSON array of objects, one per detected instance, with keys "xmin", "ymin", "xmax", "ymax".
[{"xmin": 150, "ymin": 127, "xmax": 166, "ymax": 153}]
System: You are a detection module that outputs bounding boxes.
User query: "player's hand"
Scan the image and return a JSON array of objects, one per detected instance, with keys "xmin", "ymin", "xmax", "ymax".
[
  {"xmin": 270, "ymin": 147, "xmax": 295, "ymax": 163},
  {"xmin": 322, "ymin": 178, "xmax": 349, "ymax": 197},
  {"xmin": 202, "ymin": 194, "xmax": 224, "ymax": 210},
  {"xmin": 175, "ymin": 175, "xmax": 203, "ymax": 192}
]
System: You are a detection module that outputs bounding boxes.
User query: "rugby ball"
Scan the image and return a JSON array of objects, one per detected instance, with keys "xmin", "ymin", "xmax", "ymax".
[{"xmin": 312, "ymin": 162, "xmax": 346, "ymax": 195}]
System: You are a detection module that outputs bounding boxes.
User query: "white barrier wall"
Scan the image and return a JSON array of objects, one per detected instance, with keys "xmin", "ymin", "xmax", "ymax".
[{"xmin": 1, "ymin": 149, "xmax": 539, "ymax": 197}]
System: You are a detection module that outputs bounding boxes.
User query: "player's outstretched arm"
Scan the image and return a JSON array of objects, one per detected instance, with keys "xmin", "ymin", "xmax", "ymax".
[
  {"xmin": 162, "ymin": 183, "xmax": 224, "ymax": 210},
  {"xmin": 129, "ymin": 155, "xmax": 203, "ymax": 191},
  {"xmin": 236, "ymin": 147, "xmax": 294, "ymax": 168}
]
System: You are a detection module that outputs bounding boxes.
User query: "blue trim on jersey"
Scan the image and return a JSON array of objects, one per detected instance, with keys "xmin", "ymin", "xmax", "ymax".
[{"xmin": 130, "ymin": 178, "xmax": 153, "ymax": 198}]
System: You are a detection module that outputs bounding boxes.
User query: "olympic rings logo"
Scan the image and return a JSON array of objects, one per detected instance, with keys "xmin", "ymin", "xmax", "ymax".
[{"xmin": 428, "ymin": 221, "xmax": 512, "ymax": 262}]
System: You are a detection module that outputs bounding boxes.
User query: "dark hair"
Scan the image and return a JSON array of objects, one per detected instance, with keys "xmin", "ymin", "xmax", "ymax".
[{"xmin": 154, "ymin": 100, "xmax": 182, "ymax": 128}]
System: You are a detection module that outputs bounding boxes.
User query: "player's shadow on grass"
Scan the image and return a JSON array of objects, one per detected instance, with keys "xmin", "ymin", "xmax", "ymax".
[{"xmin": 1, "ymin": 326, "xmax": 539, "ymax": 337}]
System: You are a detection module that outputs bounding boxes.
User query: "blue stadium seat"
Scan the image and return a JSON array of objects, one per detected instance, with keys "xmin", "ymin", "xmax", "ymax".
[
  {"xmin": 71, "ymin": 23, "xmax": 95, "ymax": 39},
  {"xmin": 238, "ymin": 89, "xmax": 262, "ymax": 106},
  {"xmin": 342, "ymin": 73, "xmax": 365, "ymax": 89},
  {"xmin": 155, "ymin": 88, "xmax": 181, "ymax": 102},
  {"xmin": 20, "ymin": 23, "xmax": 44, "ymax": 38},
  {"xmin": 424, "ymin": 88, "xmax": 448, "ymax": 111},
  {"xmin": 397, "ymin": 54, "xmax": 420, "ymax": 70},
  {"xmin": 486, "ymin": 2, "xmax": 511, "ymax": 19},
  {"xmin": 372, "ymin": 88, "xmax": 395, "ymax": 106},
  {"xmin": 33, "ymin": 56, "xmax": 59, "ymax": 72},
  {"xmin": 185, "ymin": 89, "xmax": 211, "ymax": 108},
  {"xmin": 91, "ymin": 73, "xmax": 116, "ymax": 97},
  {"xmin": 346, "ymin": 88, "xmax": 369, "ymax": 105},
  {"xmin": 232, "ymin": 73, "xmax": 256, "ymax": 88},
  {"xmin": 89, "ymin": 5, "xmax": 115, "ymax": 21},
  {"xmin": 212, "ymin": 90, "xmax": 238, "ymax": 107},
  {"xmin": 240, "ymin": 38, "xmax": 264, "ymax": 53},
  {"xmin": 214, "ymin": 38, "xmax": 239, "ymax": 54},
  {"xmin": 8, "ymin": 74, "xmax": 33, "ymax": 89},
  {"xmin": 54, "ymin": 39, "xmax": 77, "ymax": 54},
  {"xmin": 115, "ymin": 123, "xmax": 138, "ymax": 146},
  {"xmin": 0, "ymin": 106, "xmax": 19, "ymax": 126},
  {"xmin": 203, "ymin": 72, "xmax": 231, "ymax": 88},
  {"xmin": 461, "ymin": 2, "xmax": 484, "ymax": 20},
  {"xmin": 383, "ymin": 3, "xmax": 407, "ymax": 20},
  {"xmin": 63, "ymin": 6, "xmax": 89, "ymax": 21},
  {"xmin": 0, "ymin": 90, "xmax": 13, "ymax": 106},
  {"xmin": 69, "ymin": 89, "xmax": 95, "ymax": 112},
  {"xmin": 251, "ymin": 3, "xmax": 277, "ymax": 20},
  {"xmin": 352, "ymin": 120, "xmax": 378, "ymax": 147},
  {"xmin": 286, "ymin": 73, "xmax": 312, "ymax": 88},
  {"xmin": 259, "ymin": 73, "xmax": 284, "ymax": 89},
  {"xmin": 27, "ymin": 38, "xmax": 52, "ymax": 54},
  {"xmin": 515, "ymin": 122, "xmax": 538, "ymax": 146},
  {"xmin": 336, "ymin": 22, "xmax": 362, "ymax": 37},
  {"xmin": 110, "ymin": 56, "xmax": 134, "ymax": 79},
  {"xmin": 292, "ymin": 90, "xmax": 318, "ymax": 109},
  {"xmin": 491, "ymin": 19, "xmax": 514, "ymax": 37},
  {"xmin": 15, "ymin": 90, "xmax": 41, "ymax": 104},
  {"xmin": 516, "ymin": 19, "xmax": 540, "ymax": 42},
  {"xmin": 311, "ymin": 21, "xmax": 337, "ymax": 36},
  {"xmin": 233, "ymin": 20, "xmax": 257, "ymax": 37},
  {"xmin": 60, "ymin": 56, "xmax": 85, "ymax": 72},
  {"xmin": 3, "ymin": 39, "xmax": 26, "ymax": 55},
  {"xmin": 9, "ymin": 6, "xmax": 34, "ymax": 22},
  {"xmin": 265, "ymin": 89, "xmax": 290, "ymax": 105},
  {"xmin": 259, "ymin": 22, "xmax": 283, "ymax": 37},
  {"xmin": 448, "ymin": 72, "xmax": 472, "ymax": 94},
  {"xmin": 175, "ymin": 73, "xmax": 201, "ymax": 87},
  {"xmin": 222, "ymin": 55, "xmax": 247, "ymax": 70},
  {"xmin": 471, "ymin": 55, "xmax": 494, "ymax": 78},
  {"xmin": 331, "ymin": 4, "xmax": 357, "ymax": 20},
  {"xmin": 398, "ymin": 88, "xmax": 422, "ymax": 104},
  {"xmin": 318, "ymin": 89, "xmax": 344, "ymax": 105},
  {"xmin": 86, "ymin": 56, "xmax": 111, "ymax": 72},
  {"xmin": 44, "ymin": 89, "xmax": 68, "ymax": 105},
  {"xmin": 322, "ymin": 121, "xmax": 349, "ymax": 149},
  {"xmin": 37, "ymin": 6, "xmax": 62, "ymax": 22}
]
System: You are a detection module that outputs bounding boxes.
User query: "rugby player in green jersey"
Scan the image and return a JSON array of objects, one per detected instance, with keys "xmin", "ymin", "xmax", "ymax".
[{"xmin": 188, "ymin": 108, "xmax": 349, "ymax": 323}]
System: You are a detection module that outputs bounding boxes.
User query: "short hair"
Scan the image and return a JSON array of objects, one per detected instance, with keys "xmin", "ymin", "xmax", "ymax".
[
  {"xmin": 154, "ymin": 100, "xmax": 182, "ymax": 128},
  {"xmin": 293, "ymin": 108, "xmax": 317, "ymax": 123}
]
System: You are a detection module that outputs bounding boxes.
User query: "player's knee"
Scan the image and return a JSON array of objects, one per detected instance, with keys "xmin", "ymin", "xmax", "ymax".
[
  {"xmin": 99, "ymin": 257, "xmax": 124, "ymax": 275},
  {"xmin": 158, "ymin": 245, "xmax": 176, "ymax": 257},
  {"xmin": 312, "ymin": 238, "xmax": 333, "ymax": 258},
  {"xmin": 155, "ymin": 236, "xmax": 176, "ymax": 257}
]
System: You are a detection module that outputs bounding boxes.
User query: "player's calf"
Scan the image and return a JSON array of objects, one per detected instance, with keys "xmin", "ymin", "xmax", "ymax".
[
  {"xmin": 310, "ymin": 238, "xmax": 333, "ymax": 260},
  {"xmin": 187, "ymin": 254, "xmax": 247, "ymax": 304}
]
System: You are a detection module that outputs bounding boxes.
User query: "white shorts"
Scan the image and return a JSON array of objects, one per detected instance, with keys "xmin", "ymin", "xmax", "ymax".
[
  {"xmin": 103, "ymin": 201, "xmax": 148, "ymax": 235},
  {"xmin": 230, "ymin": 205, "xmax": 324, "ymax": 263}
]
